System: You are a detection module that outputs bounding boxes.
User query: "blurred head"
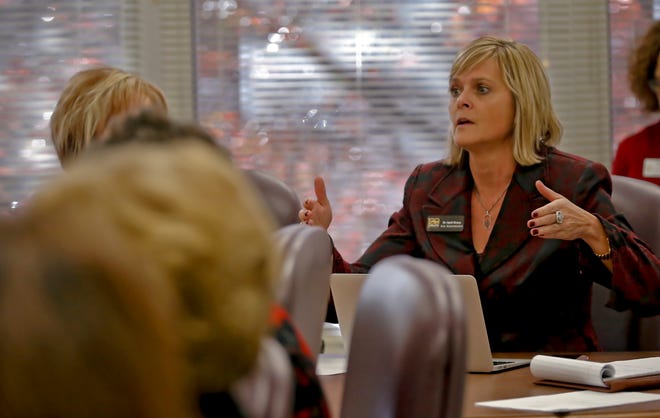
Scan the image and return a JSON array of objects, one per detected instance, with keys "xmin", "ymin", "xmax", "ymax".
[
  {"xmin": 100, "ymin": 109, "xmax": 223, "ymax": 152},
  {"xmin": 27, "ymin": 140, "xmax": 279, "ymax": 394},
  {"xmin": 0, "ymin": 215, "xmax": 189, "ymax": 418},
  {"xmin": 50, "ymin": 66, "xmax": 168, "ymax": 167},
  {"xmin": 446, "ymin": 36, "xmax": 562, "ymax": 166},
  {"xmin": 629, "ymin": 21, "xmax": 660, "ymax": 112}
]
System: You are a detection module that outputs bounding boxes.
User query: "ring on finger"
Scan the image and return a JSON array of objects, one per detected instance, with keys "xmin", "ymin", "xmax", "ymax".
[{"xmin": 555, "ymin": 210, "xmax": 564, "ymax": 224}]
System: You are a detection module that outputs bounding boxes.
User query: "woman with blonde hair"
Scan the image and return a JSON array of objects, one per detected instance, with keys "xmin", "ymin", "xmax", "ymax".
[
  {"xmin": 300, "ymin": 35, "xmax": 660, "ymax": 352},
  {"xmin": 49, "ymin": 66, "xmax": 167, "ymax": 167}
]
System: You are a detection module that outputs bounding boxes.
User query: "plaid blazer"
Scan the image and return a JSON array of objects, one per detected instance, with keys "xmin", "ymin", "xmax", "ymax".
[
  {"xmin": 198, "ymin": 305, "xmax": 331, "ymax": 418},
  {"xmin": 332, "ymin": 146, "xmax": 660, "ymax": 352}
]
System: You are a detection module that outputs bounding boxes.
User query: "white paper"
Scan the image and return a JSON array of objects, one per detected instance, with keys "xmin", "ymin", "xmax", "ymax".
[
  {"xmin": 321, "ymin": 322, "xmax": 346, "ymax": 355},
  {"xmin": 476, "ymin": 390, "xmax": 660, "ymax": 413},
  {"xmin": 316, "ymin": 353, "xmax": 347, "ymax": 376},
  {"xmin": 529, "ymin": 355, "xmax": 660, "ymax": 387},
  {"xmin": 609, "ymin": 357, "xmax": 660, "ymax": 380},
  {"xmin": 530, "ymin": 355, "xmax": 612, "ymax": 387}
]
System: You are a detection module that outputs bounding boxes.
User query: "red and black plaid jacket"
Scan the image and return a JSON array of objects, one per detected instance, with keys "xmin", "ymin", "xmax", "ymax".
[
  {"xmin": 332, "ymin": 145, "xmax": 660, "ymax": 353},
  {"xmin": 199, "ymin": 305, "xmax": 331, "ymax": 418},
  {"xmin": 270, "ymin": 305, "xmax": 331, "ymax": 418}
]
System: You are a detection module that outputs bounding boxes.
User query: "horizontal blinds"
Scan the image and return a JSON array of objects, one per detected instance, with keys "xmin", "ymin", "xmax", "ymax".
[
  {"xmin": 194, "ymin": 1, "xmax": 611, "ymax": 260},
  {"xmin": 539, "ymin": 0, "xmax": 611, "ymax": 165},
  {"xmin": 0, "ymin": 1, "xmax": 652, "ymax": 256},
  {"xmin": 0, "ymin": 1, "xmax": 122, "ymax": 212},
  {"xmin": 0, "ymin": 0, "xmax": 195, "ymax": 213},
  {"xmin": 121, "ymin": 0, "xmax": 195, "ymax": 120}
]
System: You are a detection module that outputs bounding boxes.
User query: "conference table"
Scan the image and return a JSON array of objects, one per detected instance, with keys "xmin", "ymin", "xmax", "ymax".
[{"xmin": 319, "ymin": 352, "xmax": 660, "ymax": 418}]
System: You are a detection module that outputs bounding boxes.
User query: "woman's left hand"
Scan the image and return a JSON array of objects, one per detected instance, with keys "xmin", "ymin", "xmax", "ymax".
[{"xmin": 526, "ymin": 180, "xmax": 606, "ymax": 249}]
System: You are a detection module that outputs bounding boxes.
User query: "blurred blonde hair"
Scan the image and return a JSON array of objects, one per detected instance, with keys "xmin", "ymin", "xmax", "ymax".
[
  {"xmin": 50, "ymin": 66, "xmax": 168, "ymax": 167},
  {"xmin": 27, "ymin": 140, "xmax": 279, "ymax": 394},
  {"xmin": 0, "ymin": 214, "xmax": 190, "ymax": 418},
  {"xmin": 446, "ymin": 36, "xmax": 563, "ymax": 166}
]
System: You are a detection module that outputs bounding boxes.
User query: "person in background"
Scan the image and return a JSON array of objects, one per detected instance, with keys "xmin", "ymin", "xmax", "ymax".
[
  {"xmin": 613, "ymin": 21, "xmax": 660, "ymax": 186},
  {"xmin": 300, "ymin": 35, "xmax": 660, "ymax": 353},
  {"xmin": 0, "ymin": 209, "xmax": 190, "ymax": 418},
  {"xmin": 49, "ymin": 66, "xmax": 167, "ymax": 167}
]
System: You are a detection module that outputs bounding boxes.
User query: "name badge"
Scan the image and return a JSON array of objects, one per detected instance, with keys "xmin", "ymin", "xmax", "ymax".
[
  {"xmin": 643, "ymin": 158, "xmax": 660, "ymax": 178},
  {"xmin": 426, "ymin": 215, "xmax": 464, "ymax": 232}
]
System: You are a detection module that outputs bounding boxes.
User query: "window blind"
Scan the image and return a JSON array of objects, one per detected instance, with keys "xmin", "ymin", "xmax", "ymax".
[
  {"xmin": 539, "ymin": 0, "xmax": 611, "ymax": 165},
  {"xmin": 0, "ymin": 1, "xmax": 122, "ymax": 213},
  {"xmin": 0, "ymin": 0, "xmax": 195, "ymax": 214},
  {"xmin": 193, "ymin": 0, "xmax": 614, "ymax": 260},
  {"xmin": 0, "ymin": 0, "xmax": 655, "ymax": 257},
  {"xmin": 121, "ymin": 0, "xmax": 195, "ymax": 120}
]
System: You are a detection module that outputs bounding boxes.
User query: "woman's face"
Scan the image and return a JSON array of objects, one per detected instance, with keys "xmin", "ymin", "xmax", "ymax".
[
  {"xmin": 448, "ymin": 57, "xmax": 515, "ymax": 153},
  {"xmin": 652, "ymin": 51, "xmax": 660, "ymax": 100}
]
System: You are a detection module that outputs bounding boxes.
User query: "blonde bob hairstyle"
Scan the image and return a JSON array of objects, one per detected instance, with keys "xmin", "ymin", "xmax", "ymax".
[
  {"xmin": 50, "ymin": 66, "xmax": 168, "ymax": 167},
  {"xmin": 446, "ymin": 36, "xmax": 563, "ymax": 166},
  {"xmin": 26, "ymin": 140, "xmax": 279, "ymax": 394}
]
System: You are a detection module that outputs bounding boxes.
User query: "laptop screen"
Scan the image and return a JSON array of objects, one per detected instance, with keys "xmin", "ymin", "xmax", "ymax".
[{"xmin": 329, "ymin": 272, "xmax": 530, "ymax": 372}]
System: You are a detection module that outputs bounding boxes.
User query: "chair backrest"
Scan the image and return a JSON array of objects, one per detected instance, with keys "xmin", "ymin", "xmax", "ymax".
[
  {"xmin": 275, "ymin": 224, "xmax": 332, "ymax": 362},
  {"xmin": 611, "ymin": 175, "xmax": 660, "ymax": 253},
  {"xmin": 590, "ymin": 282, "xmax": 634, "ymax": 351},
  {"xmin": 340, "ymin": 255, "xmax": 466, "ymax": 418},
  {"xmin": 231, "ymin": 337, "xmax": 294, "ymax": 418},
  {"xmin": 591, "ymin": 175, "xmax": 660, "ymax": 351},
  {"xmin": 244, "ymin": 169, "xmax": 301, "ymax": 227}
]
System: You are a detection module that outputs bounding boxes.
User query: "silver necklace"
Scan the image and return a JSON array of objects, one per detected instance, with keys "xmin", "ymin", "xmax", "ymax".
[{"xmin": 474, "ymin": 187, "xmax": 508, "ymax": 230}]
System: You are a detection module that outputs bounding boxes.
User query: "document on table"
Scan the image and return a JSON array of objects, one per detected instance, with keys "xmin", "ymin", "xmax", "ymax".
[
  {"xmin": 316, "ymin": 353, "xmax": 347, "ymax": 376},
  {"xmin": 475, "ymin": 390, "xmax": 660, "ymax": 413},
  {"xmin": 530, "ymin": 355, "xmax": 660, "ymax": 391},
  {"xmin": 317, "ymin": 322, "xmax": 347, "ymax": 375}
]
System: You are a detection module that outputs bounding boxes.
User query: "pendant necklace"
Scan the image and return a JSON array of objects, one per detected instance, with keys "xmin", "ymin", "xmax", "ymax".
[{"xmin": 474, "ymin": 186, "xmax": 508, "ymax": 230}]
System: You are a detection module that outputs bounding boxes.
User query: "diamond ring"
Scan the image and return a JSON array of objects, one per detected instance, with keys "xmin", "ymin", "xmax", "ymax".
[{"xmin": 555, "ymin": 210, "xmax": 564, "ymax": 224}]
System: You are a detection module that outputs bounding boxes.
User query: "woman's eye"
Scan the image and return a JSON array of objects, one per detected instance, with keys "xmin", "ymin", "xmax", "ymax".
[
  {"xmin": 449, "ymin": 87, "xmax": 461, "ymax": 97},
  {"xmin": 477, "ymin": 85, "xmax": 490, "ymax": 94}
]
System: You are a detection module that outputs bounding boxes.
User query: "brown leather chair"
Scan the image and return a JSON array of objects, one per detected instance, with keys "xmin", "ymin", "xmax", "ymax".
[
  {"xmin": 340, "ymin": 255, "xmax": 466, "ymax": 418},
  {"xmin": 244, "ymin": 169, "xmax": 301, "ymax": 227},
  {"xmin": 231, "ymin": 337, "xmax": 294, "ymax": 418},
  {"xmin": 591, "ymin": 175, "xmax": 660, "ymax": 350},
  {"xmin": 275, "ymin": 224, "xmax": 332, "ymax": 362}
]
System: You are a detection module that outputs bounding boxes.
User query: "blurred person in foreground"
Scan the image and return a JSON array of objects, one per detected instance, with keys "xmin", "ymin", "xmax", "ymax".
[
  {"xmin": 49, "ymin": 66, "xmax": 167, "ymax": 168},
  {"xmin": 98, "ymin": 112, "xmax": 331, "ymax": 418},
  {"xmin": 25, "ymin": 139, "xmax": 275, "ymax": 417},
  {"xmin": 300, "ymin": 35, "xmax": 660, "ymax": 353},
  {"xmin": 613, "ymin": 21, "xmax": 660, "ymax": 186},
  {"xmin": 51, "ymin": 110, "xmax": 330, "ymax": 418},
  {"xmin": 0, "ymin": 208, "xmax": 190, "ymax": 417}
]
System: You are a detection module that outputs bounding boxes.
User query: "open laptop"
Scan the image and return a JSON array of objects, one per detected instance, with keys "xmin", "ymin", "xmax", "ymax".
[{"xmin": 330, "ymin": 273, "xmax": 531, "ymax": 373}]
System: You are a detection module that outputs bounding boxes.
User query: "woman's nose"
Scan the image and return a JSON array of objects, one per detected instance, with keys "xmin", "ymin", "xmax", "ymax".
[{"xmin": 455, "ymin": 92, "xmax": 471, "ymax": 108}]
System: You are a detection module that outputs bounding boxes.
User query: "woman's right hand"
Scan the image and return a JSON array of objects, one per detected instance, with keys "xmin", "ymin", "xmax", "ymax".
[{"xmin": 299, "ymin": 176, "xmax": 333, "ymax": 230}]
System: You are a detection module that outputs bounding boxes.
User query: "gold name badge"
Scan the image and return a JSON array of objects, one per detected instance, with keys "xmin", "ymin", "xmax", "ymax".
[{"xmin": 426, "ymin": 215, "xmax": 464, "ymax": 232}]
